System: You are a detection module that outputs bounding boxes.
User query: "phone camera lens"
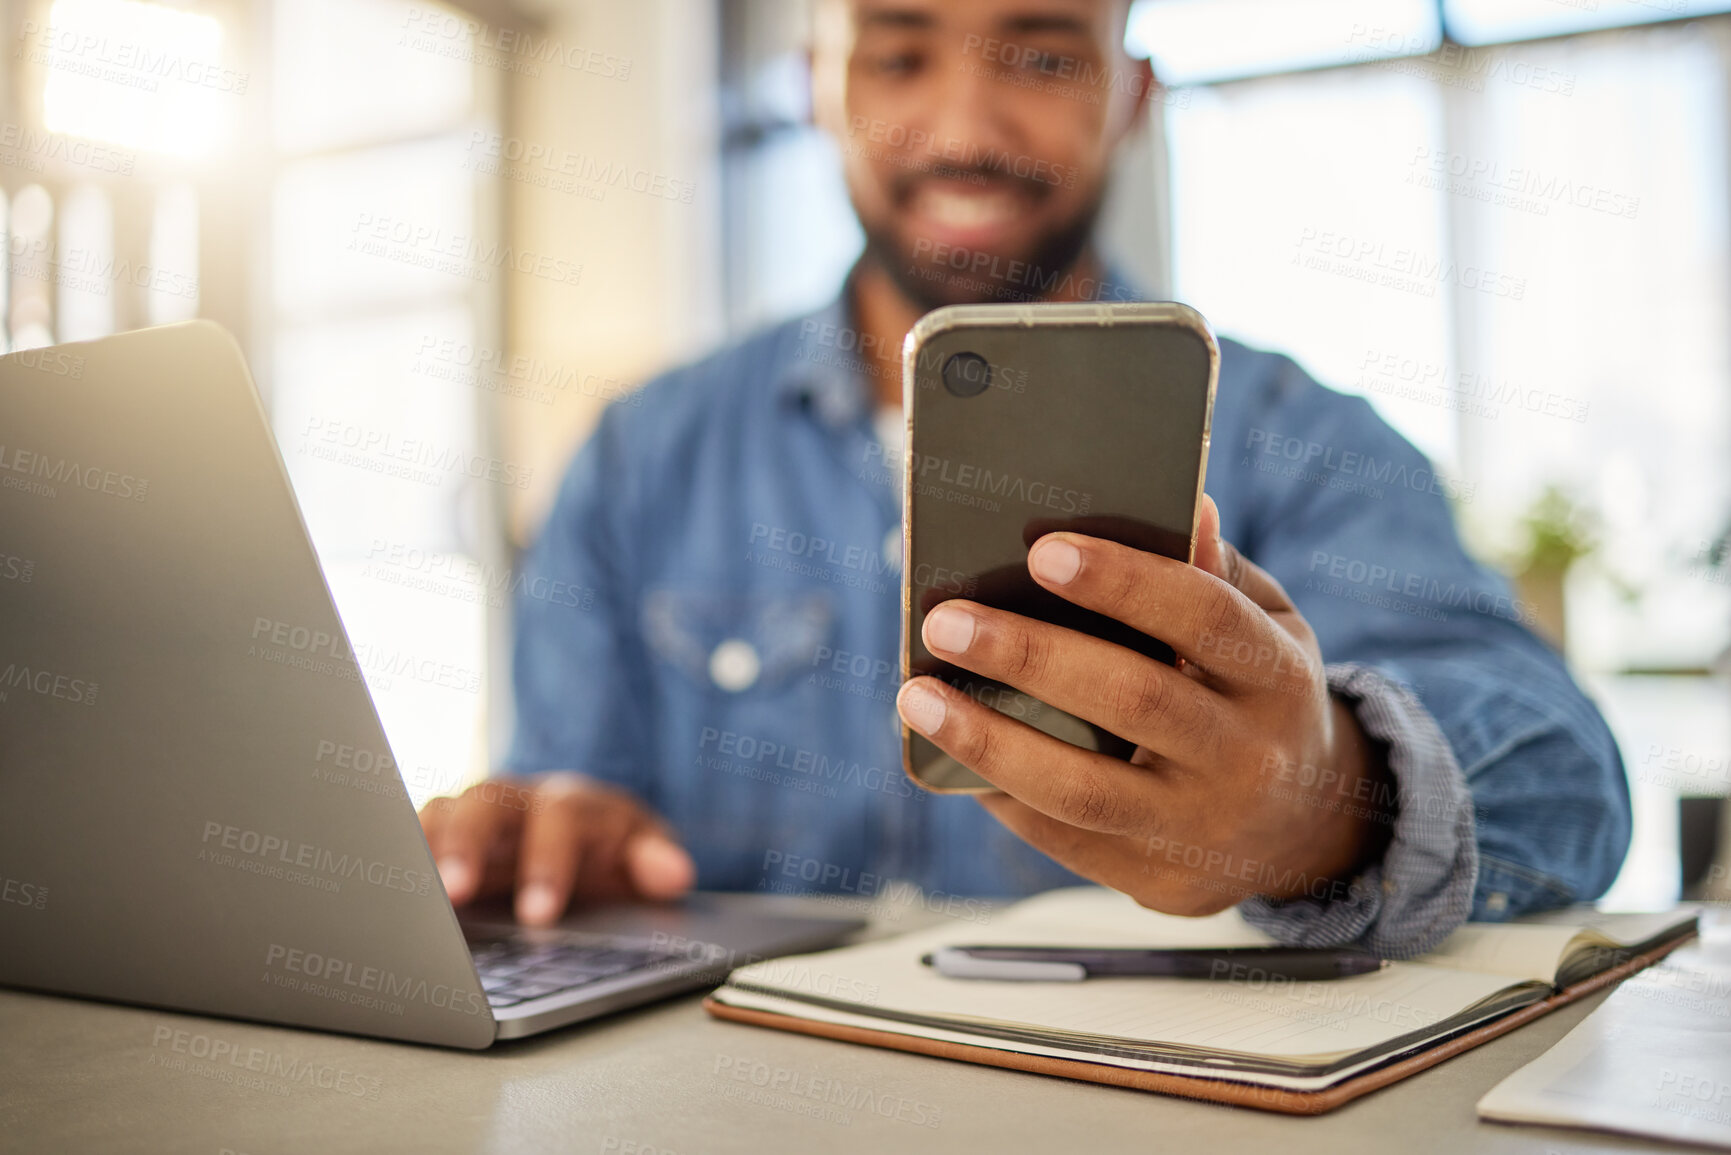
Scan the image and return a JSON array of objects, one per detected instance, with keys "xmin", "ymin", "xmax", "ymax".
[{"xmin": 941, "ymin": 352, "xmax": 992, "ymax": 398}]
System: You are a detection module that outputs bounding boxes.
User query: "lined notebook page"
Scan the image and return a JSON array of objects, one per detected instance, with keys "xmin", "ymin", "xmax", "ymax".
[
  {"xmin": 1413, "ymin": 924, "xmax": 1586, "ymax": 984},
  {"xmin": 1407, "ymin": 909, "xmax": 1696, "ymax": 984}
]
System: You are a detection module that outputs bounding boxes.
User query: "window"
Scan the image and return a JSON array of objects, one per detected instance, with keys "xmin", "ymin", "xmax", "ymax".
[
  {"xmin": 1151, "ymin": 5, "xmax": 1731, "ymax": 907},
  {"xmin": 1444, "ymin": 0, "xmax": 1731, "ymax": 44},
  {"xmin": 40, "ymin": 0, "xmax": 236, "ymax": 157},
  {"xmin": 0, "ymin": 0, "xmax": 224, "ymax": 350},
  {"xmin": 1166, "ymin": 68, "xmax": 1457, "ymax": 468},
  {"xmin": 1127, "ymin": 0, "xmax": 1441, "ymax": 85},
  {"xmin": 718, "ymin": 0, "xmax": 862, "ymax": 333},
  {"xmin": 1157, "ymin": 16, "xmax": 1731, "ymax": 676},
  {"xmin": 266, "ymin": 0, "xmax": 506, "ymax": 809}
]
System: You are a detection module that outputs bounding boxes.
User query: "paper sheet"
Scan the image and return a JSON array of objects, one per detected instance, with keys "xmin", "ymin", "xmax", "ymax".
[{"xmin": 1478, "ymin": 944, "xmax": 1731, "ymax": 1149}]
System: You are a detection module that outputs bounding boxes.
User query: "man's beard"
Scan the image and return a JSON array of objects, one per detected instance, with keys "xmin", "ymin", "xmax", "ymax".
[{"xmin": 859, "ymin": 173, "xmax": 1108, "ymax": 313}]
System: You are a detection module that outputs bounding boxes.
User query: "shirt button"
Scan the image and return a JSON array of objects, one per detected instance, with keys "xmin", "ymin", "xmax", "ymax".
[
  {"xmin": 882, "ymin": 527, "xmax": 902, "ymax": 573},
  {"xmin": 815, "ymin": 385, "xmax": 854, "ymax": 427},
  {"xmin": 708, "ymin": 638, "xmax": 761, "ymax": 692},
  {"xmin": 1485, "ymin": 891, "xmax": 1508, "ymax": 914}
]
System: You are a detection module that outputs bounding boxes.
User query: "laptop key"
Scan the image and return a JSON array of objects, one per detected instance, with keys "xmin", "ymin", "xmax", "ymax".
[
  {"xmin": 578, "ymin": 950, "xmax": 657, "ymax": 975},
  {"xmin": 468, "ymin": 932, "xmax": 693, "ymax": 1008},
  {"xmin": 535, "ymin": 961, "xmax": 628, "ymax": 982},
  {"xmin": 476, "ymin": 962, "xmax": 533, "ymax": 981}
]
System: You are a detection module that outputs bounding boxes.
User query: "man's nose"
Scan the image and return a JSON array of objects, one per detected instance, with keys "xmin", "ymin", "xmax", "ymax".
[{"xmin": 920, "ymin": 49, "xmax": 1022, "ymax": 168}]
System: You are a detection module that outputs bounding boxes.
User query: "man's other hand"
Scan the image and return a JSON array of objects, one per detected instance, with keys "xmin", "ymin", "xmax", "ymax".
[
  {"xmin": 418, "ymin": 773, "xmax": 696, "ymax": 926},
  {"xmin": 895, "ymin": 495, "xmax": 1393, "ymax": 916}
]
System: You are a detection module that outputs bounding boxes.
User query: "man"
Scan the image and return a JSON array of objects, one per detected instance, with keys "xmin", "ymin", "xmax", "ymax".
[{"xmin": 419, "ymin": 0, "xmax": 1630, "ymax": 957}]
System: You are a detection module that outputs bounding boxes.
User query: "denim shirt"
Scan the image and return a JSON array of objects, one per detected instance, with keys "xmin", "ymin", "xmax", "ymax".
[{"xmin": 505, "ymin": 288, "xmax": 1632, "ymax": 958}]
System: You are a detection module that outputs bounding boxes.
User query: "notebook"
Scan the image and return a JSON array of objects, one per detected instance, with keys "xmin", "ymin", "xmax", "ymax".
[
  {"xmin": 1478, "ymin": 929, "xmax": 1731, "ymax": 1148},
  {"xmin": 704, "ymin": 887, "xmax": 1697, "ymax": 1114}
]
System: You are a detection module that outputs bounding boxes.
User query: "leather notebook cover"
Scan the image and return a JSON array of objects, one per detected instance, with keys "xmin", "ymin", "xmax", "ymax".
[{"xmin": 702, "ymin": 935, "xmax": 1693, "ymax": 1116}]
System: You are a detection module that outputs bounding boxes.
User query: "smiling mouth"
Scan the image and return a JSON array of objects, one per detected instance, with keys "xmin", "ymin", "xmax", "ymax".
[{"xmin": 902, "ymin": 177, "xmax": 1040, "ymax": 246}]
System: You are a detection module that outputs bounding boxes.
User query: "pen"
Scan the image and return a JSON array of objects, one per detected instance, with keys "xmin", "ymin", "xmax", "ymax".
[{"xmin": 924, "ymin": 945, "xmax": 1388, "ymax": 983}]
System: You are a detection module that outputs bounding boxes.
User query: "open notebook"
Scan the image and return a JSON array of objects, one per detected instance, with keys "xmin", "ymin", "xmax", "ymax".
[{"xmin": 705, "ymin": 888, "xmax": 1696, "ymax": 1113}]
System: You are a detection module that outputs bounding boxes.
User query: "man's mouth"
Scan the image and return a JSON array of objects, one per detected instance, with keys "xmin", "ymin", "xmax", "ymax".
[{"xmin": 907, "ymin": 180, "xmax": 1032, "ymax": 247}]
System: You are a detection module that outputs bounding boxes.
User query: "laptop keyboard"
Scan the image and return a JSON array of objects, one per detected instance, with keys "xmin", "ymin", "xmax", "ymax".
[{"xmin": 466, "ymin": 933, "xmax": 692, "ymax": 1009}]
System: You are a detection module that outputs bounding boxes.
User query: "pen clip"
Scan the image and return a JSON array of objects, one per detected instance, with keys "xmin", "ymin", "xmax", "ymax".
[{"xmin": 930, "ymin": 947, "xmax": 1086, "ymax": 982}]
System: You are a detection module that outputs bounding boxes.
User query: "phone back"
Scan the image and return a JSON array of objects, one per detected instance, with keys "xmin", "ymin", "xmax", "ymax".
[{"xmin": 901, "ymin": 303, "xmax": 1218, "ymax": 792}]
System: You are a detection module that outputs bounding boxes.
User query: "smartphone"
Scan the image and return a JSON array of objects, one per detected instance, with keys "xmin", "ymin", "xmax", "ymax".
[{"xmin": 900, "ymin": 302, "xmax": 1219, "ymax": 793}]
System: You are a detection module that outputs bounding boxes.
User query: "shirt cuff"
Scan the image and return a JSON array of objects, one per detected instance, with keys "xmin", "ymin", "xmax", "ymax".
[{"xmin": 1238, "ymin": 663, "xmax": 1478, "ymax": 959}]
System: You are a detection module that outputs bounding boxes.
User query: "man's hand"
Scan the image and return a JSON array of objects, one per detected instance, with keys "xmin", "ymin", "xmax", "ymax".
[
  {"xmin": 895, "ymin": 496, "xmax": 1393, "ymax": 916},
  {"xmin": 418, "ymin": 772, "xmax": 696, "ymax": 926}
]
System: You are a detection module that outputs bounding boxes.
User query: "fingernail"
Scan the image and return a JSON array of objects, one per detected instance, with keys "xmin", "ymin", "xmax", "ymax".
[
  {"xmin": 517, "ymin": 883, "xmax": 559, "ymax": 926},
  {"xmin": 437, "ymin": 856, "xmax": 473, "ymax": 901},
  {"xmin": 923, "ymin": 603, "xmax": 976, "ymax": 654},
  {"xmin": 898, "ymin": 680, "xmax": 947, "ymax": 736},
  {"xmin": 633, "ymin": 838, "xmax": 696, "ymax": 897},
  {"xmin": 1029, "ymin": 538, "xmax": 1081, "ymax": 585}
]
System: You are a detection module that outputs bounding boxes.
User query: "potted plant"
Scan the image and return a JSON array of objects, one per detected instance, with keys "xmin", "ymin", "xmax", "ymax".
[{"xmin": 1510, "ymin": 485, "xmax": 1598, "ymax": 649}]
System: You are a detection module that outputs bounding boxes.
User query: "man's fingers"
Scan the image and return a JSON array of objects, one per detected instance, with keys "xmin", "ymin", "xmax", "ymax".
[
  {"xmin": 623, "ymin": 828, "xmax": 697, "ymax": 900},
  {"xmin": 423, "ymin": 774, "xmax": 693, "ymax": 923},
  {"xmin": 514, "ymin": 772, "xmax": 601, "ymax": 925},
  {"xmin": 428, "ymin": 786, "xmax": 521, "ymax": 906},
  {"xmin": 1190, "ymin": 494, "xmax": 1295, "ymax": 615},
  {"xmin": 973, "ymin": 792, "xmax": 1138, "ymax": 887},
  {"xmin": 974, "ymin": 793, "xmax": 1236, "ymax": 917},
  {"xmin": 1024, "ymin": 531, "xmax": 1305, "ymax": 677},
  {"xmin": 897, "ymin": 676, "xmax": 1164, "ymax": 836},
  {"xmin": 512, "ymin": 777, "xmax": 696, "ymax": 922},
  {"xmin": 919, "ymin": 600, "xmax": 1223, "ymax": 764}
]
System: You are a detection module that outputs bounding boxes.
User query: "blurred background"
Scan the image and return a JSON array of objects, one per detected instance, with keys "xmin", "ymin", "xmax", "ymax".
[{"xmin": 0, "ymin": 0, "xmax": 1726, "ymax": 907}]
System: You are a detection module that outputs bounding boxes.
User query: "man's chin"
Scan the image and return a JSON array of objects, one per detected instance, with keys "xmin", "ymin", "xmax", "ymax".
[
  {"xmin": 862, "ymin": 205, "xmax": 1103, "ymax": 313},
  {"xmin": 877, "ymin": 249, "xmax": 1054, "ymax": 311}
]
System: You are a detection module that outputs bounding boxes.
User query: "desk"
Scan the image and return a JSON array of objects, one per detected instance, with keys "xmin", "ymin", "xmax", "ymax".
[{"xmin": 0, "ymin": 901, "xmax": 1669, "ymax": 1155}]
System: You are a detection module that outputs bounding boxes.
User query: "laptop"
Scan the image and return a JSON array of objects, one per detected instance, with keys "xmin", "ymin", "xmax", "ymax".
[{"xmin": 0, "ymin": 321, "xmax": 864, "ymax": 1048}]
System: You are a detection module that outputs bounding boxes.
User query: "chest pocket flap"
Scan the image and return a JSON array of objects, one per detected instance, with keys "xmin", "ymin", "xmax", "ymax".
[{"xmin": 642, "ymin": 589, "xmax": 835, "ymax": 694}]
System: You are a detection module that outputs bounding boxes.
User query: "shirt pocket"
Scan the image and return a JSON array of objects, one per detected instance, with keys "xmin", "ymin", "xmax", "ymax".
[
  {"xmin": 640, "ymin": 588, "xmax": 843, "ymax": 866},
  {"xmin": 641, "ymin": 587, "xmax": 835, "ymax": 697}
]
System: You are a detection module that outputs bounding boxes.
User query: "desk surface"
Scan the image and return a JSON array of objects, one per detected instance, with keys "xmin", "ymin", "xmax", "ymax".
[{"xmin": 0, "ymin": 900, "xmax": 1673, "ymax": 1155}]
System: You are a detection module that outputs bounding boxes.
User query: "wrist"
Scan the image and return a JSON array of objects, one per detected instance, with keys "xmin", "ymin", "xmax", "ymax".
[{"xmin": 1301, "ymin": 696, "xmax": 1395, "ymax": 889}]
